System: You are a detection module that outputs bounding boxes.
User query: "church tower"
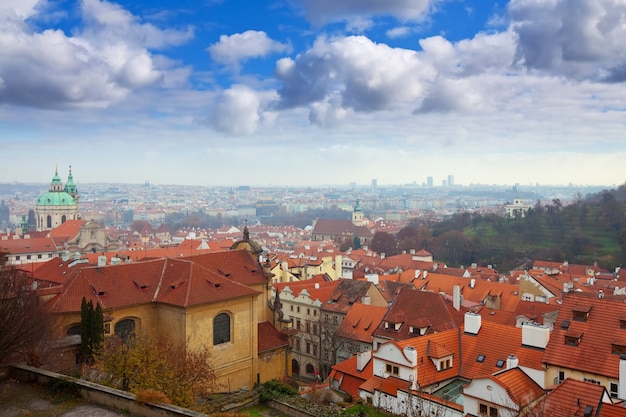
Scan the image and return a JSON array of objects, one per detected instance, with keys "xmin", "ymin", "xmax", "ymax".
[
  {"xmin": 35, "ymin": 166, "xmax": 79, "ymax": 231},
  {"xmin": 352, "ymin": 198, "xmax": 364, "ymax": 227}
]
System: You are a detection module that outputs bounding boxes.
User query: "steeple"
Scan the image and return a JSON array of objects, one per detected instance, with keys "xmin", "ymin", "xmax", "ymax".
[
  {"xmin": 352, "ymin": 198, "xmax": 364, "ymax": 226},
  {"xmin": 50, "ymin": 165, "xmax": 63, "ymax": 192},
  {"xmin": 64, "ymin": 165, "xmax": 79, "ymax": 201}
]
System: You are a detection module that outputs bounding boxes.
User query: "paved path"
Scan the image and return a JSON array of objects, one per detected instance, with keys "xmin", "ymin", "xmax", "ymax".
[{"xmin": 0, "ymin": 379, "xmax": 130, "ymax": 417}]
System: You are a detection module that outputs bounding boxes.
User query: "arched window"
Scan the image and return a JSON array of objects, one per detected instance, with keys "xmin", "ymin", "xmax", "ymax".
[
  {"xmin": 114, "ymin": 318, "xmax": 136, "ymax": 343},
  {"xmin": 292, "ymin": 359, "xmax": 300, "ymax": 375},
  {"xmin": 305, "ymin": 364, "xmax": 315, "ymax": 375},
  {"xmin": 66, "ymin": 323, "xmax": 81, "ymax": 336},
  {"xmin": 61, "ymin": 215, "xmax": 67, "ymax": 224},
  {"xmin": 213, "ymin": 312, "xmax": 231, "ymax": 345},
  {"xmin": 46, "ymin": 215, "xmax": 52, "ymax": 228}
]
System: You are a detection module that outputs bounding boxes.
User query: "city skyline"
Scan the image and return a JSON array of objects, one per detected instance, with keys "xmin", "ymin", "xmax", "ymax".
[{"xmin": 1, "ymin": 1, "xmax": 625, "ymax": 188}]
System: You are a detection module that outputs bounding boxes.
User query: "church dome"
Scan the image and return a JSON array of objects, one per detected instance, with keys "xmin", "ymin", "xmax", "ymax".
[{"xmin": 37, "ymin": 191, "xmax": 76, "ymax": 207}]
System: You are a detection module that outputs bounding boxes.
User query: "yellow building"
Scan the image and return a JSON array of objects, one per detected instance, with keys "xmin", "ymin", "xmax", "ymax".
[{"xmin": 45, "ymin": 249, "xmax": 290, "ymax": 392}]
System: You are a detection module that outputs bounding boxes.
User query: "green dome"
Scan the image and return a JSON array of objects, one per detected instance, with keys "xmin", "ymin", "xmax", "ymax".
[{"xmin": 37, "ymin": 191, "xmax": 76, "ymax": 206}]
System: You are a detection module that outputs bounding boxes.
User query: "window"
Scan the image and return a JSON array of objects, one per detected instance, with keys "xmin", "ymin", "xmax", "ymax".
[
  {"xmin": 297, "ymin": 320, "xmax": 301, "ymax": 330},
  {"xmin": 313, "ymin": 344, "xmax": 317, "ymax": 356},
  {"xmin": 15, "ymin": 256, "xmax": 20, "ymax": 261},
  {"xmin": 565, "ymin": 334, "xmax": 582, "ymax": 346},
  {"xmin": 477, "ymin": 354, "xmax": 485, "ymax": 363},
  {"xmin": 306, "ymin": 322, "xmax": 311, "ymax": 333},
  {"xmin": 295, "ymin": 339, "xmax": 301, "ymax": 351},
  {"xmin": 612, "ymin": 344, "xmax": 626, "ymax": 355},
  {"xmin": 496, "ymin": 359, "xmax": 505, "ymax": 368},
  {"xmin": 26, "ymin": 255, "xmax": 31, "ymax": 260},
  {"xmin": 314, "ymin": 310, "xmax": 317, "ymax": 316},
  {"xmin": 306, "ymin": 364, "xmax": 315, "ymax": 375},
  {"xmin": 290, "ymin": 305, "xmax": 294, "ymax": 312},
  {"xmin": 66, "ymin": 323, "xmax": 81, "ymax": 336},
  {"xmin": 104, "ymin": 323, "xmax": 110, "ymax": 334},
  {"xmin": 213, "ymin": 312, "xmax": 231, "ymax": 345},
  {"xmin": 610, "ymin": 382, "xmax": 619, "ymax": 398},
  {"xmin": 440, "ymin": 358, "xmax": 452, "ymax": 370},
  {"xmin": 620, "ymin": 319, "xmax": 626, "ymax": 330},
  {"xmin": 307, "ymin": 308, "xmax": 310, "ymax": 315},
  {"xmin": 115, "ymin": 318, "xmax": 136, "ymax": 343},
  {"xmin": 37, "ymin": 254, "xmax": 42, "ymax": 259},
  {"xmin": 306, "ymin": 342, "xmax": 311, "ymax": 354},
  {"xmin": 312, "ymin": 324, "xmax": 318, "ymax": 335},
  {"xmin": 479, "ymin": 404, "xmax": 498, "ymax": 417},
  {"xmin": 584, "ymin": 377, "xmax": 601, "ymax": 385},
  {"xmin": 297, "ymin": 306, "xmax": 300, "ymax": 313},
  {"xmin": 386, "ymin": 364, "xmax": 399, "ymax": 375}
]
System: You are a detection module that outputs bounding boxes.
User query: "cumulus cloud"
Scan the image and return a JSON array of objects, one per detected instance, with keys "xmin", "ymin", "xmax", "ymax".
[
  {"xmin": 275, "ymin": 35, "xmax": 433, "ymax": 121},
  {"xmin": 297, "ymin": 0, "xmax": 436, "ymax": 26},
  {"xmin": 0, "ymin": 0, "xmax": 192, "ymax": 109},
  {"xmin": 208, "ymin": 30, "xmax": 291, "ymax": 69},
  {"xmin": 509, "ymin": 0, "xmax": 626, "ymax": 81},
  {"xmin": 209, "ymin": 85, "xmax": 263, "ymax": 135},
  {"xmin": 386, "ymin": 26, "xmax": 411, "ymax": 39}
]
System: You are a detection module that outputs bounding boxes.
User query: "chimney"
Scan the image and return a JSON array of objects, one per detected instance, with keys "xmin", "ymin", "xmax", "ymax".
[
  {"xmin": 361, "ymin": 295, "xmax": 371, "ymax": 305},
  {"xmin": 464, "ymin": 312, "xmax": 482, "ymax": 335},
  {"xmin": 506, "ymin": 354, "xmax": 519, "ymax": 369},
  {"xmin": 521, "ymin": 323, "xmax": 550, "ymax": 349},
  {"xmin": 410, "ymin": 249, "xmax": 415, "ymax": 255},
  {"xmin": 470, "ymin": 278, "xmax": 476, "ymax": 288},
  {"xmin": 356, "ymin": 350, "xmax": 372, "ymax": 372},
  {"xmin": 381, "ymin": 253, "xmax": 385, "ymax": 260},
  {"xmin": 619, "ymin": 355, "xmax": 626, "ymax": 400},
  {"xmin": 453, "ymin": 285, "xmax": 461, "ymax": 311},
  {"xmin": 404, "ymin": 346, "xmax": 417, "ymax": 367},
  {"xmin": 315, "ymin": 283, "xmax": 320, "ymax": 289},
  {"xmin": 471, "ymin": 263, "xmax": 477, "ymax": 270},
  {"xmin": 98, "ymin": 255, "xmax": 107, "ymax": 267}
]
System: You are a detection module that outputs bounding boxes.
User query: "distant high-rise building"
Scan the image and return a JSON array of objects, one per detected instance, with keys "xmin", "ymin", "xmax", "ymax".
[
  {"xmin": 447, "ymin": 175, "xmax": 454, "ymax": 186},
  {"xmin": 426, "ymin": 176, "xmax": 433, "ymax": 187},
  {"xmin": 371, "ymin": 179, "xmax": 377, "ymax": 191}
]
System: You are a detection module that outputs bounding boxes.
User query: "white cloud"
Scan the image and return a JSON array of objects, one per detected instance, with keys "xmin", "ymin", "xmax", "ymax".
[
  {"xmin": 0, "ymin": 0, "xmax": 192, "ymax": 109},
  {"xmin": 208, "ymin": 30, "xmax": 291, "ymax": 68},
  {"xmin": 275, "ymin": 35, "xmax": 432, "ymax": 121},
  {"xmin": 297, "ymin": 0, "xmax": 436, "ymax": 26},
  {"xmin": 386, "ymin": 26, "xmax": 411, "ymax": 39},
  {"xmin": 209, "ymin": 85, "xmax": 262, "ymax": 135}
]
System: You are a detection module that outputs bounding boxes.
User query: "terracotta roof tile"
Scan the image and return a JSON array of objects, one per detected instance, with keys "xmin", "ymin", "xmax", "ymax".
[
  {"xmin": 258, "ymin": 321, "xmax": 289, "ymax": 353},
  {"xmin": 336, "ymin": 304, "xmax": 388, "ymax": 343},
  {"xmin": 542, "ymin": 292, "xmax": 626, "ymax": 379},
  {"xmin": 531, "ymin": 378, "xmax": 608, "ymax": 417}
]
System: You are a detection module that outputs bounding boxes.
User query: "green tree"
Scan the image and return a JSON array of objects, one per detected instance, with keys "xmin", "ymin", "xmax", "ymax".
[{"xmin": 80, "ymin": 297, "xmax": 103, "ymax": 364}]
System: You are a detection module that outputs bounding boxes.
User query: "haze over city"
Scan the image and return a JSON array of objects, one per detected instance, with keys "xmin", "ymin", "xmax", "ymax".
[{"xmin": 1, "ymin": 0, "xmax": 625, "ymax": 187}]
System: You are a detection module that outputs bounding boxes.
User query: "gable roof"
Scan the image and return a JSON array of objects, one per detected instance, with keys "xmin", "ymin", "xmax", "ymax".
[
  {"xmin": 181, "ymin": 249, "xmax": 270, "ymax": 287},
  {"xmin": 336, "ymin": 303, "xmax": 388, "ymax": 343},
  {"xmin": 322, "ymin": 279, "xmax": 379, "ymax": 315},
  {"xmin": 489, "ymin": 367, "xmax": 545, "ymax": 408},
  {"xmin": 372, "ymin": 288, "xmax": 465, "ymax": 341},
  {"xmin": 542, "ymin": 292, "xmax": 626, "ymax": 378},
  {"xmin": 530, "ymin": 378, "xmax": 609, "ymax": 417}
]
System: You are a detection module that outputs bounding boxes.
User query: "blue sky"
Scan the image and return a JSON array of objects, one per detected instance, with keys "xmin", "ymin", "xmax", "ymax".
[{"xmin": 1, "ymin": 0, "xmax": 625, "ymax": 187}]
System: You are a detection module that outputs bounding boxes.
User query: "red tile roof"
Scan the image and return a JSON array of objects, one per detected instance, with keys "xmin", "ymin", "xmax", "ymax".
[
  {"xmin": 258, "ymin": 321, "xmax": 289, "ymax": 353},
  {"xmin": 542, "ymin": 292, "xmax": 626, "ymax": 378},
  {"xmin": 45, "ymin": 258, "xmax": 260, "ymax": 313},
  {"xmin": 531, "ymin": 378, "xmax": 609, "ymax": 417},
  {"xmin": 490, "ymin": 367, "xmax": 544, "ymax": 408},
  {"xmin": 336, "ymin": 303, "xmax": 388, "ymax": 343}
]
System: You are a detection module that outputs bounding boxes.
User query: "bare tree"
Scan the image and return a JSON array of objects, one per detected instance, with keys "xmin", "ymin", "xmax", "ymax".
[{"xmin": 0, "ymin": 252, "xmax": 52, "ymax": 366}]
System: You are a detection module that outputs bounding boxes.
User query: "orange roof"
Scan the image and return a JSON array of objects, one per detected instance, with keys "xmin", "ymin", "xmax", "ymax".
[
  {"xmin": 531, "ymin": 378, "xmax": 609, "ymax": 417},
  {"xmin": 599, "ymin": 403, "xmax": 626, "ymax": 417},
  {"xmin": 336, "ymin": 303, "xmax": 388, "ymax": 343},
  {"xmin": 542, "ymin": 292, "xmax": 626, "ymax": 378},
  {"xmin": 329, "ymin": 354, "xmax": 373, "ymax": 397},
  {"xmin": 490, "ymin": 368, "xmax": 544, "ymax": 407},
  {"xmin": 45, "ymin": 257, "xmax": 260, "ymax": 313},
  {"xmin": 49, "ymin": 220, "xmax": 86, "ymax": 239},
  {"xmin": 258, "ymin": 322, "xmax": 289, "ymax": 353},
  {"xmin": 0, "ymin": 236, "xmax": 58, "ymax": 255}
]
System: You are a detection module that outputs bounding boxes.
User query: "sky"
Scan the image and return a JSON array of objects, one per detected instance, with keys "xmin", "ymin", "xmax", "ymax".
[{"xmin": 0, "ymin": 0, "xmax": 625, "ymax": 188}]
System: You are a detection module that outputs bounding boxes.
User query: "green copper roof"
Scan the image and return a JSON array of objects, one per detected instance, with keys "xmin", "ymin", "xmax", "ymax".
[
  {"xmin": 37, "ymin": 191, "xmax": 76, "ymax": 206},
  {"xmin": 64, "ymin": 166, "xmax": 78, "ymax": 194}
]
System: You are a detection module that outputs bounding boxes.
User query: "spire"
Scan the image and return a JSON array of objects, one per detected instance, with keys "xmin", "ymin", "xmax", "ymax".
[
  {"xmin": 64, "ymin": 165, "xmax": 78, "ymax": 198},
  {"xmin": 50, "ymin": 165, "xmax": 63, "ymax": 192},
  {"xmin": 354, "ymin": 198, "xmax": 362, "ymax": 212},
  {"xmin": 243, "ymin": 219, "xmax": 250, "ymax": 241}
]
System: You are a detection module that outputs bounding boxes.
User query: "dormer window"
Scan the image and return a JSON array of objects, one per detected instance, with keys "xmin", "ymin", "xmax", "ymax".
[
  {"xmin": 438, "ymin": 357, "xmax": 453, "ymax": 371},
  {"xmin": 572, "ymin": 304, "xmax": 591, "ymax": 322},
  {"xmin": 611, "ymin": 341, "xmax": 626, "ymax": 355},
  {"xmin": 565, "ymin": 331, "xmax": 583, "ymax": 346},
  {"xmin": 620, "ymin": 317, "xmax": 626, "ymax": 329}
]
